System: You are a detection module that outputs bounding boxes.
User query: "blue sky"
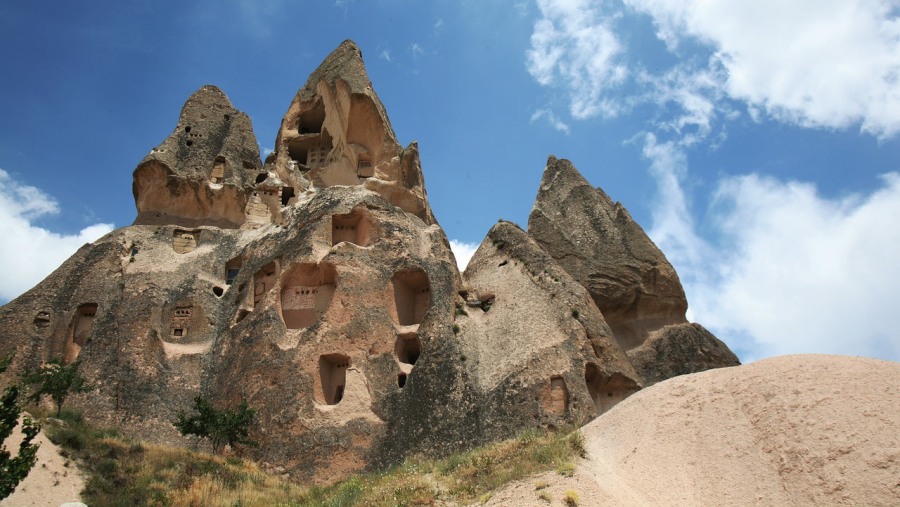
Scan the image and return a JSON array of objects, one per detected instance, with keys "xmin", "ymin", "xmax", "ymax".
[{"xmin": 1, "ymin": 1, "xmax": 898, "ymax": 363}]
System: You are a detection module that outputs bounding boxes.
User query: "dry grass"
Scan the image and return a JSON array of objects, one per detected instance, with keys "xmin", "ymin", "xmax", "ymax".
[{"xmin": 40, "ymin": 409, "xmax": 584, "ymax": 506}]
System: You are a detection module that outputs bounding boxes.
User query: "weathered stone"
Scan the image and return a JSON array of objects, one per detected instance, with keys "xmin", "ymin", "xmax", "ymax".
[
  {"xmin": 627, "ymin": 323, "xmax": 740, "ymax": 386},
  {"xmin": 528, "ymin": 156, "xmax": 689, "ymax": 351},
  {"xmin": 0, "ymin": 40, "xmax": 740, "ymax": 486},
  {"xmin": 459, "ymin": 221, "xmax": 642, "ymax": 437},
  {"xmin": 133, "ymin": 85, "xmax": 262, "ymax": 229},
  {"xmin": 268, "ymin": 40, "xmax": 436, "ymax": 226}
]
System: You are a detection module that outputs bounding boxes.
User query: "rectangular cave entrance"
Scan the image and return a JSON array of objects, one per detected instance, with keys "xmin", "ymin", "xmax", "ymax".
[
  {"xmin": 225, "ymin": 256, "xmax": 242, "ymax": 285},
  {"xmin": 253, "ymin": 260, "xmax": 280, "ymax": 307},
  {"xmin": 64, "ymin": 303, "xmax": 97, "ymax": 364},
  {"xmin": 394, "ymin": 333, "xmax": 422, "ymax": 365},
  {"xmin": 356, "ymin": 154, "xmax": 374, "ymax": 178},
  {"xmin": 331, "ymin": 209, "xmax": 373, "ymax": 247},
  {"xmin": 585, "ymin": 364, "xmax": 640, "ymax": 415},
  {"xmin": 210, "ymin": 156, "xmax": 226, "ymax": 184},
  {"xmin": 297, "ymin": 100, "xmax": 325, "ymax": 134},
  {"xmin": 280, "ymin": 262, "xmax": 336, "ymax": 329},
  {"xmin": 172, "ymin": 229, "xmax": 198, "ymax": 254},
  {"xmin": 169, "ymin": 306, "xmax": 193, "ymax": 341},
  {"xmin": 391, "ymin": 269, "xmax": 431, "ymax": 326},
  {"xmin": 288, "ymin": 132, "xmax": 332, "ymax": 171},
  {"xmin": 541, "ymin": 375, "xmax": 569, "ymax": 416},
  {"xmin": 318, "ymin": 354, "xmax": 349, "ymax": 405}
]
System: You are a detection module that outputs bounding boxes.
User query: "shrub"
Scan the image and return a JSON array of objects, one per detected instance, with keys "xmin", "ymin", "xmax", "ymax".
[
  {"xmin": 174, "ymin": 396, "xmax": 255, "ymax": 454},
  {"xmin": 23, "ymin": 359, "xmax": 89, "ymax": 417},
  {"xmin": 0, "ymin": 355, "xmax": 40, "ymax": 500}
]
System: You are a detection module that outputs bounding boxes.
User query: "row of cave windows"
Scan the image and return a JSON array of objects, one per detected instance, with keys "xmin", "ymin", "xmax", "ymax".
[
  {"xmin": 254, "ymin": 264, "xmax": 429, "ymax": 329},
  {"xmin": 318, "ymin": 333, "xmax": 420, "ymax": 405},
  {"xmin": 38, "ymin": 304, "xmax": 630, "ymax": 414},
  {"xmin": 169, "ymin": 211, "xmax": 372, "ymax": 257}
]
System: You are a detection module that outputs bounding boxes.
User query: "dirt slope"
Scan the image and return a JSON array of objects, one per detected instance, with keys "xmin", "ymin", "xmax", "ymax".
[{"xmin": 489, "ymin": 354, "xmax": 899, "ymax": 506}]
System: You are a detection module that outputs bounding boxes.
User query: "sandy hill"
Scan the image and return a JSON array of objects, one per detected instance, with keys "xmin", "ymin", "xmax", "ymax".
[{"xmin": 489, "ymin": 354, "xmax": 899, "ymax": 506}]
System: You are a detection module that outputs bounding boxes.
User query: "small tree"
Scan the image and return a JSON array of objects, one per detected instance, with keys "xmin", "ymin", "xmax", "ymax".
[
  {"xmin": 175, "ymin": 396, "xmax": 255, "ymax": 453},
  {"xmin": 0, "ymin": 355, "xmax": 40, "ymax": 500},
  {"xmin": 24, "ymin": 359, "xmax": 89, "ymax": 417}
]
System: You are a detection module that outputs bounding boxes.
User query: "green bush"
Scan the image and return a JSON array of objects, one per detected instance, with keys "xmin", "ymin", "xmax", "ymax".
[{"xmin": 174, "ymin": 396, "xmax": 255, "ymax": 454}]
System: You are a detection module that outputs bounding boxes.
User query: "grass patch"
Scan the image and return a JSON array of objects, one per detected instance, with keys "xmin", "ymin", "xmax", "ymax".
[{"xmin": 37, "ymin": 408, "xmax": 584, "ymax": 506}]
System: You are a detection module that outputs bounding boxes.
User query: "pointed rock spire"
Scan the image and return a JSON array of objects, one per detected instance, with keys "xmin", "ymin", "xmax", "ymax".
[
  {"xmin": 133, "ymin": 85, "xmax": 262, "ymax": 228},
  {"xmin": 268, "ymin": 39, "xmax": 435, "ymax": 224},
  {"xmin": 527, "ymin": 156, "xmax": 689, "ymax": 350}
]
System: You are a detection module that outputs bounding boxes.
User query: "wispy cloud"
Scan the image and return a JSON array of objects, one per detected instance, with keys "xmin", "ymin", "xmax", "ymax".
[
  {"xmin": 526, "ymin": 0, "xmax": 627, "ymax": 119},
  {"xmin": 530, "ymin": 108, "xmax": 570, "ymax": 134},
  {"xmin": 379, "ymin": 49, "xmax": 392, "ymax": 62},
  {"xmin": 0, "ymin": 169, "xmax": 114, "ymax": 303},
  {"xmin": 409, "ymin": 43, "xmax": 425, "ymax": 58}
]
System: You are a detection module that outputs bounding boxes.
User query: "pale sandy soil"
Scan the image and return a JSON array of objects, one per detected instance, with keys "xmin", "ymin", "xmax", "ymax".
[
  {"xmin": 1, "ymin": 417, "xmax": 85, "ymax": 507},
  {"xmin": 488, "ymin": 354, "xmax": 899, "ymax": 506}
]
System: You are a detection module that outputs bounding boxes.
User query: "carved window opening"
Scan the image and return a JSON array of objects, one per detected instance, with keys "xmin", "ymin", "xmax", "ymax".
[
  {"xmin": 391, "ymin": 269, "xmax": 431, "ymax": 326},
  {"xmin": 281, "ymin": 186, "xmax": 295, "ymax": 207},
  {"xmin": 287, "ymin": 131, "xmax": 332, "ymax": 170},
  {"xmin": 253, "ymin": 260, "xmax": 280, "ymax": 307},
  {"xmin": 170, "ymin": 307, "xmax": 193, "ymax": 341},
  {"xmin": 225, "ymin": 256, "xmax": 242, "ymax": 285},
  {"xmin": 297, "ymin": 100, "xmax": 325, "ymax": 134},
  {"xmin": 585, "ymin": 363, "xmax": 639, "ymax": 415},
  {"xmin": 173, "ymin": 229, "xmax": 198, "ymax": 254},
  {"xmin": 280, "ymin": 262, "xmax": 337, "ymax": 329},
  {"xmin": 357, "ymin": 153, "xmax": 374, "ymax": 178},
  {"xmin": 331, "ymin": 210, "xmax": 373, "ymax": 247},
  {"xmin": 318, "ymin": 354, "xmax": 349, "ymax": 405},
  {"xmin": 541, "ymin": 375, "xmax": 569, "ymax": 416},
  {"xmin": 64, "ymin": 303, "xmax": 97, "ymax": 364},
  {"xmin": 394, "ymin": 333, "xmax": 422, "ymax": 365},
  {"xmin": 33, "ymin": 311, "xmax": 51, "ymax": 328},
  {"xmin": 210, "ymin": 156, "xmax": 226, "ymax": 184},
  {"xmin": 397, "ymin": 373, "xmax": 407, "ymax": 388}
]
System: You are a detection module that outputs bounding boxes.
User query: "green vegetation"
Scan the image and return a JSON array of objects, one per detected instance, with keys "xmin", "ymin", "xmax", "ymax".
[
  {"xmin": 43, "ymin": 408, "xmax": 585, "ymax": 507},
  {"xmin": 455, "ymin": 302, "xmax": 468, "ymax": 316},
  {"xmin": 0, "ymin": 355, "xmax": 40, "ymax": 500},
  {"xmin": 174, "ymin": 396, "xmax": 255, "ymax": 454},
  {"xmin": 24, "ymin": 359, "xmax": 89, "ymax": 417}
]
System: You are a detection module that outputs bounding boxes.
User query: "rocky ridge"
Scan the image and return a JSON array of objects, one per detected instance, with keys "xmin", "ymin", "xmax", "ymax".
[{"xmin": 0, "ymin": 40, "xmax": 738, "ymax": 482}]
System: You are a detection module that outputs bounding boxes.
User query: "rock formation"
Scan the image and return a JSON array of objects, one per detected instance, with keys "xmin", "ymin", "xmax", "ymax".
[
  {"xmin": 0, "ymin": 40, "xmax": 738, "ymax": 483},
  {"xmin": 528, "ymin": 157, "xmax": 738, "ymax": 384}
]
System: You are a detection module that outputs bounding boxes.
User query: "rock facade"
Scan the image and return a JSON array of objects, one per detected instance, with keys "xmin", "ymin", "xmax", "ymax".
[{"xmin": 0, "ymin": 40, "xmax": 737, "ymax": 482}]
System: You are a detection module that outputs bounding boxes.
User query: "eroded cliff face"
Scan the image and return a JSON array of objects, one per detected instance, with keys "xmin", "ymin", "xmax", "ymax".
[
  {"xmin": 0, "ymin": 40, "xmax": 738, "ymax": 483},
  {"xmin": 133, "ymin": 85, "xmax": 262, "ymax": 229}
]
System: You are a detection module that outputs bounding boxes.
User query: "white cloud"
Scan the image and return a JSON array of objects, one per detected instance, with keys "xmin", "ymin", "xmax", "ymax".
[
  {"xmin": 526, "ymin": 0, "xmax": 628, "ymax": 118},
  {"xmin": 528, "ymin": 0, "xmax": 900, "ymax": 138},
  {"xmin": 379, "ymin": 49, "xmax": 392, "ymax": 62},
  {"xmin": 530, "ymin": 108, "xmax": 571, "ymax": 134},
  {"xmin": 626, "ymin": 0, "xmax": 900, "ymax": 137},
  {"xmin": 449, "ymin": 240, "xmax": 479, "ymax": 271},
  {"xmin": 409, "ymin": 43, "xmax": 425, "ymax": 58},
  {"xmin": 639, "ymin": 134, "xmax": 708, "ymax": 269},
  {"xmin": 661, "ymin": 171, "xmax": 900, "ymax": 363},
  {"xmin": 0, "ymin": 169, "xmax": 114, "ymax": 303}
]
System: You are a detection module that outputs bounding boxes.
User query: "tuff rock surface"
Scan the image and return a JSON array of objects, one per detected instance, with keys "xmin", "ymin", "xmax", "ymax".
[
  {"xmin": 528, "ymin": 156, "xmax": 738, "ymax": 382},
  {"xmin": 0, "ymin": 40, "xmax": 738, "ymax": 483}
]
